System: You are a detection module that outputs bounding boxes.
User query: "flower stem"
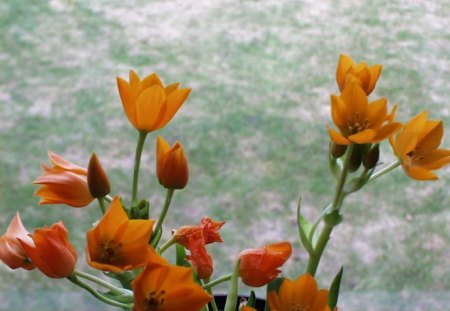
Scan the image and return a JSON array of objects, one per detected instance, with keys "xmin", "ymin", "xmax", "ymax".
[
  {"xmin": 204, "ymin": 278, "xmax": 219, "ymax": 311},
  {"xmin": 67, "ymin": 275, "xmax": 132, "ymax": 309},
  {"xmin": 369, "ymin": 160, "xmax": 401, "ymax": 183},
  {"xmin": 74, "ymin": 270, "xmax": 130, "ymax": 296},
  {"xmin": 202, "ymin": 274, "xmax": 232, "ymax": 290},
  {"xmin": 153, "ymin": 188, "xmax": 175, "ymax": 245},
  {"xmin": 224, "ymin": 260, "xmax": 240, "ymax": 311},
  {"xmin": 98, "ymin": 197, "xmax": 107, "ymax": 214},
  {"xmin": 305, "ymin": 144, "xmax": 354, "ymax": 276},
  {"xmin": 159, "ymin": 237, "xmax": 176, "ymax": 254},
  {"xmin": 132, "ymin": 131, "xmax": 148, "ymax": 208}
]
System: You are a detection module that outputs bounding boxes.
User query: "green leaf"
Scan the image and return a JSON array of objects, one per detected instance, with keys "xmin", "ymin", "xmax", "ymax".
[
  {"xmin": 246, "ymin": 290, "xmax": 256, "ymax": 307},
  {"xmin": 297, "ymin": 197, "xmax": 314, "ymax": 255},
  {"xmin": 328, "ymin": 266, "xmax": 344, "ymax": 309}
]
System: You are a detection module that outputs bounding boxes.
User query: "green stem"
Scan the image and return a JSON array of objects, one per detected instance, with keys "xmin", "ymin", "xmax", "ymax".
[
  {"xmin": 132, "ymin": 131, "xmax": 148, "ymax": 208},
  {"xmin": 67, "ymin": 275, "xmax": 132, "ymax": 309},
  {"xmin": 159, "ymin": 237, "xmax": 176, "ymax": 254},
  {"xmin": 308, "ymin": 203, "xmax": 332, "ymax": 242},
  {"xmin": 74, "ymin": 270, "xmax": 130, "ymax": 296},
  {"xmin": 98, "ymin": 197, "xmax": 106, "ymax": 214},
  {"xmin": 205, "ymin": 278, "xmax": 219, "ymax": 311},
  {"xmin": 369, "ymin": 160, "xmax": 401, "ymax": 183},
  {"xmin": 202, "ymin": 274, "xmax": 232, "ymax": 290},
  {"xmin": 306, "ymin": 144, "xmax": 354, "ymax": 276},
  {"xmin": 224, "ymin": 261, "xmax": 240, "ymax": 311},
  {"xmin": 153, "ymin": 189, "xmax": 175, "ymax": 243}
]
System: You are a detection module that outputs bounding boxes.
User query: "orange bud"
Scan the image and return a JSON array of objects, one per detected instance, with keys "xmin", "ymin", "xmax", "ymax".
[
  {"xmin": 0, "ymin": 212, "xmax": 35, "ymax": 270},
  {"xmin": 239, "ymin": 242, "xmax": 292, "ymax": 287},
  {"xmin": 156, "ymin": 136, "xmax": 189, "ymax": 189},
  {"xmin": 19, "ymin": 221, "xmax": 77, "ymax": 278},
  {"xmin": 87, "ymin": 153, "xmax": 111, "ymax": 198}
]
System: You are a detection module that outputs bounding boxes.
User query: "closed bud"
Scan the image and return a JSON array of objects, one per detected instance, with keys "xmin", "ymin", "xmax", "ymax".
[
  {"xmin": 87, "ymin": 153, "xmax": 111, "ymax": 198},
  {"xmin": 348, "ymin": 144, "xmax": 370, "ymax": 172},
  {"xmin": 156, "ymin": 136, "xmax": 189, "ymax": 190},
  {"xmin": 331, "ymin": 143, "xmax": 347, "ymax": 158},
  {"xmin": 363, "ymin": 144, "xmax": 380, "ymax": 169}
]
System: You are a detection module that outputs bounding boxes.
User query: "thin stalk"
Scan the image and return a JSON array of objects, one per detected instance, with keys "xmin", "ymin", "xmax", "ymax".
[
  {"xmin": 308, "ymin": 203, "xmax": 332, "ymax": 242},
  {"xmin": 131, "ymin": 131, "xmax": 148, "ymax": 208},
  {"xmin": 74, "ymin": 270, "xmax": 130, "ymax": 296},
  {"xmin": 153, "ymin": 189, "xmax": 175, "ymax": 242},
  {"xmin": 159, "ymin": 237, "xmax": 176, "ymax": 254},
  {"xmin": 205, "ymin": 278, "xmax": 219, "ymax": 311},
  {"xmin": 369, "ymin": 160, "xmax": 401, "ymax": 183},
  {"xmin": 202, "ymin": 274, "xmax": 232, "ymax": 290},
  {"xmin": 224, "ymin": 261, "xmax": 240, "ymax": 311},
  {"xmin": 67, "ymin": 275, "xmax": 132, "ymax": 309},
  {"xmin": 98, "ymin": 197, "xmax": 107, "ymax": 214}
]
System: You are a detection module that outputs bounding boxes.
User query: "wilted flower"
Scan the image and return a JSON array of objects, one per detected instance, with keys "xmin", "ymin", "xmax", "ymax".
[
  {"xmin": 0, "ymin": 212, "xmax": 35, "ymax": 270},
  {"xmin": 34, "ymin": 151, "xmax": 94, "ymax": 208},
  {"xmin": 132, "ymin": 248, "xmax": 211, "ymax": 311},
  {"xmin": 116, "ymin": 70, "xmax": 191, "ymax": 132},
  {"xmin": 391, "ymin": 111, "xmax": 450, "ymax": 180},
  {"xmin": 336, "ymin": 54, "xmax": 382, "ymax": 95},
  {"xmin": 86, "ymin": 196, "xmax": 154, "ymax": 272},
  {"xmin": 19, "ymin": 221, "xmax": 77, "ymax": 278},
  {"xmin": 156, "ymin": 136, "xmax": 189, "ymax": 189},
  {"xmin": 239, "ymin": 242, "xmax": 292, "ymax": 287},
  {"xmin": 328, "ymin": 82, "xmax": 401, "ymax": 145},
  {"xmin": 268, "ymin": 273, "xmax": 338, "ymax": 311}
]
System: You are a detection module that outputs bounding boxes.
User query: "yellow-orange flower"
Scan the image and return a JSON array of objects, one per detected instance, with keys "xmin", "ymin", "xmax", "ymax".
[
  {"xmin": 34, "ymin": 151, "xmax": 94, "ymax": 208},
  {"xmin": 239, "ymin": 242, "xmax": 292, "ymax": 287},
  {"xmin": 117, "ymin": 70, "xmax": 191, "ymax": 132},
  {"xmin": 19, "ymin": 221, "xmax": 77, "ymax": 278},
  {"xmin": 328, "ymin": 82, "xmax": 401, "ymax": 145},
  {"xmin": 391, "ymin": 111, "xmax": 450, "ymax": 180},
  {"xmin": 132, "ymin": 247, "xmax": 211, "ymax": 311},
  {"xmin": 268, "ymin": 273, "xmax": 338, "ymax": 311},
  {"xmin": 336, "ymin": 54, "xmax": 382, "ymax": 95},
  {"xmin": 0, "ymin": 212, "xmax": 35, "ymax": 270},
  {"xmin": 86, "ymin": 196, "xmax": 154, "ymax": 273},
  {"xmin": 156, "ymin": 136, "xmax": 189, "ymax": 189}
]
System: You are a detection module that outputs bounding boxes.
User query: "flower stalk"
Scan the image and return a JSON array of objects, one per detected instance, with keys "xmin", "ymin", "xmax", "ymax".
[{"xmin": 131, "ymin": 131, "xmax": 147, "ymax": 208}]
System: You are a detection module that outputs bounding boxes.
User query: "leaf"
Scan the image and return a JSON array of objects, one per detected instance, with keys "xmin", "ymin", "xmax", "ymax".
[
  {"xmin": 328, "ymin": 266, "xmax": 344, "ymax": 309},
  {"xmin": 246, "ymin": 290, "xmax": 256, "ymax": 307},
  {"xmin": 297, "ymin": 197, "xmax": 314, "ymax": 255}
]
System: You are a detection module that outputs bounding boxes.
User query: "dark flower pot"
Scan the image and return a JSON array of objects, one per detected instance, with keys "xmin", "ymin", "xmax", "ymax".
[{"xmin": 211, "ymin": 294, "xmax": 266, "ymax": 311}]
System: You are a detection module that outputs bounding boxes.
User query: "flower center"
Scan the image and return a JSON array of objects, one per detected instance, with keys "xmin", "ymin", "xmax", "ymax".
[
  {"xmin": 290, "ymin": 303, "xmax": 310, "ymax": 311},
  {"xmin": 144, "ymin": 290, "xmax": 166, "ymax": 311},
  {"xmin": 346, "ymin": 112, "xmax": 370, "ymax": 135},
  {"xmin": 98, "ymin": 240, "xmax": 123, "ymax": 264}
]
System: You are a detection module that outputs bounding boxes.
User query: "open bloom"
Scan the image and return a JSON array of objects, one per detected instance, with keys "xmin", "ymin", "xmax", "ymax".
[
  {"xmin": 34, "ymin": 151, "xmax": 94, "ymax": 208},
  {"xmin": 328, "ymin": 82, "xmax": 401, "ymax": 145},
  {"xmin": 174, "ymin": 217, "xmax": 225, "ymax": 280},
  {"xmin": 336, "ymin": 54, "xmax": 382, "ymax": 95},
  {"xmin": 117, "ymin": 70, "xmax": 191, "ymax": 132},
  {"xmin": 132, "ymin": 247, "xmax": 211, "ymax": 311},
  {"xmin": 156, "ymin": 136, "xmax": 189, "ymax": 189},
  {"xmin": 268, "ymin": 273, "xmax": 337, "ymax": 311},
  {"xmin": 0, "ymin": 212, "xmax": 35, "ymax": 270},
  {"xmin": 19, "ymin": 221, "xmax": 77, "ymax": 278},
  {"xmin": 86, "ymin": 196, "xmax": 154, "ymax": 272},
  {"xmin": 390, "ymin": 111, "xmax": 450, "ymax": 180},
  {"xmin": 239, "ymin": 241, "xmax": 292, "ymax": 287}
]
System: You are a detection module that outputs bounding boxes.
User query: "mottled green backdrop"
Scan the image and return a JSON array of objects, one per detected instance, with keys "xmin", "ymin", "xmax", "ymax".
[{"xmin": 0, "ymin": 0, "xmax": 449, "ymax": 310}]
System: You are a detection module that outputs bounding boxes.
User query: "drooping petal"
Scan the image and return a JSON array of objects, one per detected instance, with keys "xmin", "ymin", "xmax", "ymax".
[{"xmin": 404, "ymin": 165, "xmax": 438, "ymax": 181}]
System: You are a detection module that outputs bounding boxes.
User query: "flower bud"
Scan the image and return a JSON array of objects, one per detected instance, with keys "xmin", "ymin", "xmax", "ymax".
[
  {"xmin": 331, "ymin": 143, "xmax": 347, "ymax": 158},
  {"xmin": 156, "ymin": 136, "xmax": 189, "ymax": 189},
  {"xmin": 363, "ymin": 144, "xmax": 380, "ymax": 169},
  {"xmin": 87, "ymin": 153, "xmax": 111, "ymax": 198},
  {"xmin": 348, "ymin": 144, "xmax": 369, "ymax": 172}
]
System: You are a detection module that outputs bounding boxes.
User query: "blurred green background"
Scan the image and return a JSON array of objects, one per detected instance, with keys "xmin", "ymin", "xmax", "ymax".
[{"xmin": 1, "ymin": 0, "xmax": 449, "ymax": 310}]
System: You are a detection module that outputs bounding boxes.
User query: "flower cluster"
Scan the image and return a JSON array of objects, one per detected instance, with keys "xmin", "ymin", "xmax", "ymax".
[{"xmin": 1, "ymin": 56, "xmax": 449, "ymax": 311}]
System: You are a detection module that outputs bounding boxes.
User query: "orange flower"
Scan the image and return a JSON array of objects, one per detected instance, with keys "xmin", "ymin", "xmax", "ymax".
[
  {"xmin": 239, "ymin": 242, "xmax": 292, "ymax": 287},
  {"xmin": 336, "ymin": 54, "xmax": 382, "ymax": 95},
  {"xmin": 116, "ymin": 70, "xmax": 191, "ymax": 132},
  {"xmin": 132, "ymin": 247, "xmax": 211, "ymax": 311},
  {"xmin": 156, "ymin": 136, "xmax": 189, "ymax": 189},
  {"xmin": 86, "ymin": 196, "xmax": 154, "ymax": 272},
  {"xmin": 268, "ymin": 273, "xmax": 338, "ymax": 311},
  {"xmin": 390, "ymin": 111, "xmax": 450, "ymax": 180},
  {"xmin": 33, "ymin": 151, "xmax": 94, "ymax": 207},
  {"xmin": 240, "ymin": 306, "xmax": 257, "ymax": 311},
  {"xmin": 328, "ymin": 82, "xmax": 401, "ymax": 145},
  {"xmin": 18, "ymin": 221, "xmax": 77, "ymax": 278},
  {"xmin": 174, "ymin": 217, "xmax": 225, "ymax": 280},
  {"xmin": 0, "ymin": 212, "xmax": 35, "ymax": 270}
]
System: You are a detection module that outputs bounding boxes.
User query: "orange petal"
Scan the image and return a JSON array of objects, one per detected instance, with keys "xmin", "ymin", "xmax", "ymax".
[
  {"xmin": 156, "ymin": 88, "xmax": 191, "ymax": 130},
  {"xmin": 415, "ymin": 149, "xmax": 450, "ymax": 170},
  {"xmin": 404, "ymin": 165, "xmax": 438, "ymax": 181},
  {"xmin": 48, "ymin": 151, "xmax": 87, "ymax": 175},
  {"xmin": 328, "ymin": 127, "xmax": 351, "ymax": 145},
  {"xmin": 165, "ymin": 82, "xmax": 180, "ymax": 95},
  {"xmin": 309, "ymin": 289, "xmax": 329, "ymax": 311},
  {"xmin": 404, "ymin": 111, "xmax": 428, "ymax": 134},
  {"xmin": 278, "ymin": 278, "xmax": 296, "ymax": 311},
  {"xmin": 141, "ymin": 72, "xmax": 163, "ymax": 89},
  {"xmin": 348, "ymin": 129, "xmax": 376, "ymax": 144},
  {"xmin": 394, "ymin": 131, "xmax": 417, "ymax": 156},
  {"xmin": 367, "ymin": 64, "xmax": 382, "ymax": 94},
  {"xmin": 116, "ymin": 77, "xmax": 139, "ymax": 127},
  {"xmin": 293, "ymin": 274, "xmax": 318, "ymax": 308},
  {"xmin": 330, "ymin": 95, "xmax": 348, "ymax": 132},
  {"xmin": 340, "ymin": 82, "xmax": 368, "ymax": 117},
  {"xmin": 336, "ymin": 54, "xmax": 355, "ymax": 91},
  {"xmin": 366, "ymin": 98, "xmax": 387, "ymax": 129},
  {"xmin": 416, "ymin": 121, "xmax": 443, "ymax": 154},
  {"xmin": 135, "ymin": 85, "xmax": 167, "ymax": 132},
  {"xmin": 372, "ymin": 122, "xmax": 402, "ymax": 142}
]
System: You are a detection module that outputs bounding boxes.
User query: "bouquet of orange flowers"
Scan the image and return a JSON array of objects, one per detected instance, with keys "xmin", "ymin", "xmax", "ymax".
[{"xmin": 1, "ymin": 55, "xmax": 449, "ymax": 311}]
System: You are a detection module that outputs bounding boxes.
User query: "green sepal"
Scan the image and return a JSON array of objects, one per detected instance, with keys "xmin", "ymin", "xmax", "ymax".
[
  {"xmin": 150, "ymin": 226, "xmax": 163, "ymax": 247},
  {"xmin": 344, "ymin": 167, "xmax": 374, "ymax": 193},
  {"xmin": 297, "ymin": 197, "xmax": 314, "ymax": 255},
  {"xmin": 323, "ymin": 210, "xmax": 343, "ymax": 227},
  {"xmin": 175, "ymin": 243, "xmax": 187, "ymax": 266},
  {"xmin": 136, "ymin": 199, "xmax": 150, "ymax": 219},
  {"xmin": 328, "ymin": 266, "xmax": 344, "ymax": 309},
  {"xmin": 246, "ymin": 290, "xmax": 256, "ymax": 307}
]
